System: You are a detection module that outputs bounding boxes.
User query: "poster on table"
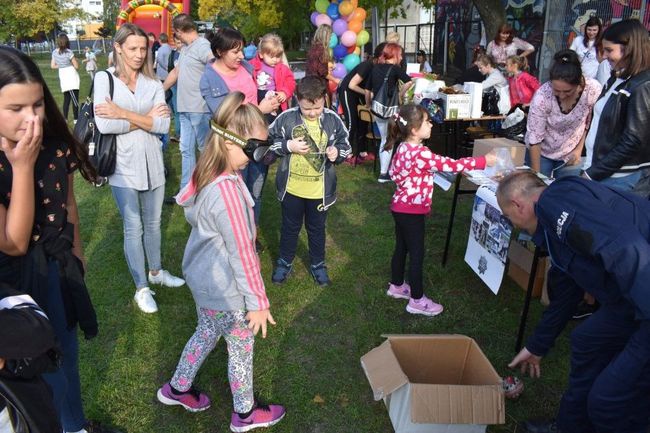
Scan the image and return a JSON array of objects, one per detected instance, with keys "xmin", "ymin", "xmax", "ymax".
[{"xmin": 464, "ymin": 184, "xmax": 513, "ymax": 294}]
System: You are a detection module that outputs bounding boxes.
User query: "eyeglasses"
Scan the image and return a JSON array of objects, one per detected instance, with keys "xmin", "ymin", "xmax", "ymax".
[{"xmin": 210, "ymin": 121, "xmax": 274, "ymax": 163}]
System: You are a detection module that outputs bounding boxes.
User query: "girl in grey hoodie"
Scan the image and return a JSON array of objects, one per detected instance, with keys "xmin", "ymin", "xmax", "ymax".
[{"xmin": 156, "ymin": 92, "xmax": 285, "ymax": 432}]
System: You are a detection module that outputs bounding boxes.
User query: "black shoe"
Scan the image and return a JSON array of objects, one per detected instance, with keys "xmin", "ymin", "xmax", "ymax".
[
  {"xmin": 377, "ymin": 173, "xmax": 392, "ymax": 183},
  {"xmin": 271, "ymin": 259, "xmax": 292, "ymax": 284},
  {"xmin": 164, "ymin": 196, "xmax": 176, "ymax": 205},
  {"xmin": 572, "ymin": 300, "xmax": 598, "ymax": 320},
  {"xmin": 255, "ymin": 239, "xmax": 264, "ymax": 253},
  {"xmin": 84, "ymin": 420, "xmax": 126, "ymax": 433},
  {"xmin": 519, "ymin": 419, "xmax": 560, "ymax": 433},
  {"xmin": 310, "ymin": 262, "xmax": 331, "ymax": 287}
]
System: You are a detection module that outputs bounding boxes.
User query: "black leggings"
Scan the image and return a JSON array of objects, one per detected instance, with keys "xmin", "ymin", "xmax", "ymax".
[
  {"xmin": 63, "ymin": 90, "xmax": 80, "ymax": 121},
  {"xmin": 390, "ymin": 211, "xmax": 425, "ymax": 299},
  {"xmin": 338, "ymin": 88, "xmax": 365, "ymax": 156}
]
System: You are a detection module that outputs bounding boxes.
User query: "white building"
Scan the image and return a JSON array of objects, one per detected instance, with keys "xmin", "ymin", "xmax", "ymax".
[{"xmin": 61, "ymin": 0, "xmax": 104, "ymax": 40}]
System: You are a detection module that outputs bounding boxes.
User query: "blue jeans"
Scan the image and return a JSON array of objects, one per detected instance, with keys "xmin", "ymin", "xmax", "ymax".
[
  {"xmin": 111, "ymin": 185, "xmax": 164, "ymax": 288},
  {"xmin": 240, "ymin": 161, "xmax": 268, "ymax": 225},
  {"xmin": 525, "ymin": 150, "xmax": 582, "ymax": 178},
  {"xmin": 42, "ymin": 261, "xmax": 86, "ymax": 432},
  {"xmin": 179, "ymin": 112, "xmax": 211, "ymax": 190},
  {"xmin": 170, "ymin": 85, "xmax": 180, "ymax": 138},
  {"xmin": 598, "ymin": 171, "xmax": 642, "ymax": 192}
]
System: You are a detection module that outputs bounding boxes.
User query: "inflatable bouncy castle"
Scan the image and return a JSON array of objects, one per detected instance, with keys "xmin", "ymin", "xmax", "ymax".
[{"xmin": 117, "ymin": 0, "xmax": 191, "ymax": 37}]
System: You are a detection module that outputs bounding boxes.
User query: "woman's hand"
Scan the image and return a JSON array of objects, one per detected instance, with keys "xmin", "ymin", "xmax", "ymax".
[
  {"xmin": 147, "ymin": 103, "xmax": 171, "ymax": 119},
  {"xmin": 94, "ymin": 97, "xmax": 125, "ymax": 119},
  {"xmin": 1, "ymin": 116, "xmax": 41, "ymax": 170},
  {"xmin": 246, "ymin": 309, "xmax": 276, "ymax": 338},
  {"xmin": 326, "ymin": 146, "xmax": 339, "ymax": 162},
  {"xmin": 565, "ymin": 148, "xmax": 583, "ymax": 166},
  {"xmin": 287, "ymin": 138, "xmax": 309, "ymax": 154},
  {"xmin": 258, "ymin": 96, "xmax": 280, "ymax": 114}
]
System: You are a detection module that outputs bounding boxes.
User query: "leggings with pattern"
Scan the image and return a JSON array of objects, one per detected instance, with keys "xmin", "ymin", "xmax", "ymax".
[{"xmin": 170, "ymin": 308, "xmax": 255, "ymax": 413}]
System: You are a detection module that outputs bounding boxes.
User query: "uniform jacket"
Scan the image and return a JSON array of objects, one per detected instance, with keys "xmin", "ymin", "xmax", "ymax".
[
  {"xmin": 525, "ymin": 177, "xmax": 650, "ymax": 356},
  {"xmin": 586, "ymin": 70, "xmax": 650, "ymax": 180},
  {"xmin": 268, "ymin": 107, "xmax": 351, "ymax": 210}
]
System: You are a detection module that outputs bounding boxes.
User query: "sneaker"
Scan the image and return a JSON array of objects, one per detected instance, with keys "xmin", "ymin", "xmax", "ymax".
[
  {"xmin": 271, "ymin": 259, "xmax": 292, "ymax": 284},
  {"xmin": 386, "ymin": 282, "xmax": 411, "ymax": 300},
  {"xmin": 134, "ymin": 287, "xmax": 157, "ymax": 313},
  {"xmin": 148, "ymin": 270, "xmax": 185, "ymax": 288},
  {"xmin": 255, "ymin": 239, "xmax": 264, "ymax": 254},
  {"xmin": 378, "ymin": 173, "xmax": 392, "ymax": 183},
  {"xmin": 502, "ymin": 375, "xmax": 524, "ymax": 399},
  {"xmin": 83, "ymin": 420, "xmax": 125, "ymax": 433},
  {"xmin": 230, "ymin": 402, "xmax": 286, "ymax": 432},
  {"xmin": 164, "ymin": 196, "xmax": 177, "ymax": 205},
  {"xmin": 310, "ymin": 262, "xmax": 331, "ymax": 286},
  {"xmin": 406, "ymin": 295, "xmax": 444, "ymax": 317},
  {"xmin": 157, "ymin": 382, "xmax": 211, "ymax": 412},
  {"xmin": 572, "ymin": 300, "xmax": 598, "ymax": 320},
  {"xmin": 364, "ymin": 152, "xmax": 376, "ymax": 161}
]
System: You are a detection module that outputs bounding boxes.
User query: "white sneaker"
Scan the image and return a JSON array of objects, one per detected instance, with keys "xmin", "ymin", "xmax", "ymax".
[
  {"xmin": 148, "ymin": 269, "xmax": 185, "ymax": 287},
  {"xmin": 134, "ymin": 287, "xmax": 158, "ymax": 313}
]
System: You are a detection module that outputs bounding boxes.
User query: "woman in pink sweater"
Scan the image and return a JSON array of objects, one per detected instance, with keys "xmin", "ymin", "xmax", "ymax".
[{"xmin": 385, "ymin": 104, "xmax": 496, "ymax": 316}]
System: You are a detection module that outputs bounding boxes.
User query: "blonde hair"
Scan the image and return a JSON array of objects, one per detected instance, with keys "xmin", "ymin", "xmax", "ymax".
[
  {"xmin": 193, "ymin": 92, "xmax": 267, "ymax": 193},
  {"xmin": 113, "ymin": 23, "xmax": 155, "ymax": 80},
  {"xmin": 313, "ymin": 24, "xmax": 333, "ymax": 64},
  {"xmin": 259, "ymin": 33, "xmax": 284, "ymax": 57},
  {"xmin": 506, "ymin": 55, "xmax": 529, "ymax": 72},
  {"xmin": 385, "ymin": 31, "xmax": 400, "ymax": 43}
]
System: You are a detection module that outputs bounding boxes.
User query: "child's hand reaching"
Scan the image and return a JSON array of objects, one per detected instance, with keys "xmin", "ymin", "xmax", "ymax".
[
  {"xmin": 276, "ymin": 91, "xmax": 287, "ymax": 103},
  {"xmin": 484, "ymin": 150, "xmax": 498, "ymax": 167},
  {"xmin": 287, "ymin": 138, "xmax": 309, "ymax": 154},
  {"xmin": 326, "ymin": 145, "xmax": 338, "ymax": 162},
  {"xmin": 246, "ymin": 309, "xmax": 276, "ymax": 338}
]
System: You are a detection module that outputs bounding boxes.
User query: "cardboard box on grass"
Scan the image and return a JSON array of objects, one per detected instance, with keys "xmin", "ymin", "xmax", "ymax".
[
  {"xmin": 507, "ymin": 241, "xmax": 547, "ymax": 298},
  {"xmin": 361, "ymin": 335, "xmax": 505, "ymax": 433},
  {"xmin": 436, "ymin": 92, "xmax": 472, "ymax": 120}
]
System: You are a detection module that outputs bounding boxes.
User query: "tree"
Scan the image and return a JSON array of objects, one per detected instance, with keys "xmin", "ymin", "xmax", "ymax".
[
  {"xmin": 102, "ymin": 0, "xmax": 120, "ymax": 36},
  {"xmin": 469, "ymin": 0, "xmax": 506, "ymax": 43},
  {"xmin": 198, "ymin": 0, "xmax": 284, "ymax": 36}
]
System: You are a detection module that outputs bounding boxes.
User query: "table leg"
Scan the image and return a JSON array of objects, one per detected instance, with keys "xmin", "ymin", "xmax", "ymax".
[{"xmin": 442, "ymin": 174, "xmax": 462, "ymax": 267}]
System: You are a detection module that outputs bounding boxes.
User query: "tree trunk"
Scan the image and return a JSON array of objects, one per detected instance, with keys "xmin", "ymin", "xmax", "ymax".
[{"xmin": 471, "ymin": 0, "xmax": 506, "ymax": 44}]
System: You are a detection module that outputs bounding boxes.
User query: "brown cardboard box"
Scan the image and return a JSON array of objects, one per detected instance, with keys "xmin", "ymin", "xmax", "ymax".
[
  {"xmin": 472, "ymin": 137, "xmax": 526, "ymax": 166},
  {"xmin": 507, "ymin": 241, "xmax": 547, "ymax": 298},
  {"xmin": 361, "ymin": 335, "xmax": 505, "ymax": 433},
  {"xmin": 437, "ymin": 92, "xmax": 472, "ymax": 119}
]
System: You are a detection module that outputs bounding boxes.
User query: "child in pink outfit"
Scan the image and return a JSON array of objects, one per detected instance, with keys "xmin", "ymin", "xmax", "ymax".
[
  {"xmin": 506, "ymin": 55, "xmax": 540, "ymax": 107},
  {"xmin": 249, "ymin": 33, "xmax": 296, "ymax": 114},
  {"xmin": 385, "ymin": 104, "xmax": 496, "ymax": 316}
]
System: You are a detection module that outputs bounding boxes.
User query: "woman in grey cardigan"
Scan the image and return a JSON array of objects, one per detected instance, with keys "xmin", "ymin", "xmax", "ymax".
[{"xmin": 94, "ymin": 23, "xmax": 184, "ymax": 313}]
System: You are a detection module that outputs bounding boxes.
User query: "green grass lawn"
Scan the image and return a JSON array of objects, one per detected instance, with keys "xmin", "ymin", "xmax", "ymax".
[{"xmin": 33, "ymin": 53, "xmax": 573, "ymax": 433}]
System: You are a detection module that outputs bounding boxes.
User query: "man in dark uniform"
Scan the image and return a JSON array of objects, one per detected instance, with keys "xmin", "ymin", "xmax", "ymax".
[{"xmin": 496, "ymin": 171, "xmax": 650, "ymax": 433}]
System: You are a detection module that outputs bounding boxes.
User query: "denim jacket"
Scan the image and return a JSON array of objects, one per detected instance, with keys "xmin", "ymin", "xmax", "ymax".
[{"xmin": 199, "ymin": 59, "xmax": 254, "ymax": 115}]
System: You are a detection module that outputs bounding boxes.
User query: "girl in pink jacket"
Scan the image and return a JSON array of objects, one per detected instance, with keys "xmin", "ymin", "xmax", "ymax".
[{"xmin": 506, "ymin": 55, "xmax": 540, "ymax": 107}]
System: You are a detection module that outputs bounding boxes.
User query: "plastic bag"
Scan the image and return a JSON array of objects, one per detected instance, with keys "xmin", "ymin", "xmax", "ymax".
[{"xmin": 484, "ymin": 148, "xmax": 516, "ymax": 179}]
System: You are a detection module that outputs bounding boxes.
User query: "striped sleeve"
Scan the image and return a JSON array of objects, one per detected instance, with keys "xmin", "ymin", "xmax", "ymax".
[{"xmin": 217, "ymin": 180, "xmax": 270, "ymax": 311}]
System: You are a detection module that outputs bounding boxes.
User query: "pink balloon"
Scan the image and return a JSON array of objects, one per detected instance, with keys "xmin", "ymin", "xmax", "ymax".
[
  {"xmin": 332, "ymin": 18, "xmax": 348, "ymax": 36},
  {"xmin": 340, "ymin": 30, "xmax": 357, "ymax": 47},
  {"xmin": 315, "ymin": 13, "xmax": 332, "ymax": 27}
]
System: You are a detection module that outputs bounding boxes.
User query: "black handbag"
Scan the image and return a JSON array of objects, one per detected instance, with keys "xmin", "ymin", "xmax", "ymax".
[
  {"xmin": 371, "ymin": 66, "xmax": 399, "ymax": 119},
  {"xmin": 73, "ymin": 71, "xmax": 116, "ymax": 177},
  {"xmin": 481, "ymin": 88, "xmax": 500, "ymax": 116}
]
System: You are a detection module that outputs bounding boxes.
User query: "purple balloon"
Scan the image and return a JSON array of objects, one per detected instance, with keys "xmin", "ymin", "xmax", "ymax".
[
  {"xmin": 332, "ymin": 18, "xmax": 348, "ymax": 36},
  {"xmin": 332, "ymin": 62, "xmax": 347, "ymax": 79},
  {"xmin": 333, "ymin": 44, "xmax": 348, "ymax": 60},
  {"xmin": 310, "ymin": 11, "xmax": 320, "ymax": 26}
]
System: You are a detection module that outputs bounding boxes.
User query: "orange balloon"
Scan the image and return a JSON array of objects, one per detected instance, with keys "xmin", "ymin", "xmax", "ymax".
[
  {"xmin": 350, "ymin": 0, "xmax": 358, "ymax": 8},
  {"xmin": 338, "ymin": 0, "xmax": 354, "ymax": 16},
  {"xmin": 353, "ymin": 47, "xmax": 361, "ymax": 55},
  {"xmin": 351, "ymin": 7, "xmax": 366, "ymax": 22},
  {"xmin": 348, "ymin": 19, "xmax": 363, "ymax": 33}
]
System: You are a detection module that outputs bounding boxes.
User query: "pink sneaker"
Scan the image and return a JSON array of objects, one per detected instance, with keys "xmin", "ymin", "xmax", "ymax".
[
  {"xmin": 230, "ymin": 402, "xmax": 286, "ymax": 432},
  {"xmin": 157, "ymin": 382, "xmax": 211, "ymax": 412},
  {"xmin": 406, "ymin": 295, "xmax": 444, "ymax": 316},
  {"xmin": 386, "ymin": 282, "xmax": 411, "ymax": 300}
]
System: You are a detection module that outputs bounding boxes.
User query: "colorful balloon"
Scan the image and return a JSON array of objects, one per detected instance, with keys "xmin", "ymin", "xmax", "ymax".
[
  {"xmin": 332, "ymin": 62, "xmax": 347, "ymax": 79},
  {"xmin": 327, "ymin": 3, "xmax": 340, "ymax": 20},
  {"xmin": 338, "ymin": 0, "xmax": 354, "ymax": 16},
  {"xmin": 347, "ymin": 45, "xmax": 356, "ymax": 54},
  {"xmin": 328, "ymin": 79, "xmax": 338, "ymax": 94},
  {"xmin": 343, "ymin": 53, "xmax": 361, "ymax": 71},
  {"xmin": 333, "ymin": 44, "xmax": 348, "ymax": 60},
  {"xmin": 348, "ymin": 19, "xmax": 363, "ymax": 33},
  {"xmin": 315, "ymin": 0, "xmax": 329, "ymax": 13},
  {"xmin": 350, "ymin": 0, "xmax": 358, "ymax": 7},
  {"xmin": 353, "ymin": 47, "xmax": 361, "ymax": 55},
  {"xmin": 315, "ymin": 13, "xmax": 332, "ymax": 27},
  {"xmin": 340, "ymin": 30, "xmax": 357, "ymax": 47},
  {"xmin": 310, "ymin": 11, "xmax": 320, "ymax": 26},
  {"xmin": 332, "ymin": 18, "xmax": 348, "ymax": 36},
  {"xmin": 350, "ymin": 7, "xmax": 366, "ymax": 22},
  {"xmin": 356, "ymin": 29, "xmax": 370, "ymax": 46},
  {"xmin": 329, "ymin": 33, "xmax": 338, "ymax": 48}
]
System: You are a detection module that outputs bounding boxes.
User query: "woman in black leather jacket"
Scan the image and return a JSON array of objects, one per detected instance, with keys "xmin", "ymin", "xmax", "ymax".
[{"xmin": 583, "ymin": 19, "xmax": 650, "ymax": 194}]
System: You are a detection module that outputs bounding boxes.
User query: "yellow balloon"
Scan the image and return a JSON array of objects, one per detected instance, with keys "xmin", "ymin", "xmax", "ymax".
[
  {"xmin": 338, "ymin": 0, "xmax": 353, "ymax": 16},
  {"xmin": 354, "ymin": 47, "xmax": 361, "ymax": 55}
]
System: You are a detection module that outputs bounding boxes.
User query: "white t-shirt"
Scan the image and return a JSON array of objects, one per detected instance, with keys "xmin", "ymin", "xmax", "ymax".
[
  {"xmin": 570, "ymin": 36, "xmax": 599, "ymax": 79},
  {"xmin": 584, "ymin": 77, "xmax": 624, "ymax": 173}
]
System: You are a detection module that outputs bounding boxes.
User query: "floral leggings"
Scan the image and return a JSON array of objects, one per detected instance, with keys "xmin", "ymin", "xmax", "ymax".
[{"xmin": 170, "ymin": 308, "xmax": 255, "ymax": 413}]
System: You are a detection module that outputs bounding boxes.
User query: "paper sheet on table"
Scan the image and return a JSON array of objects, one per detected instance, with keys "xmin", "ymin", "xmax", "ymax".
[{"xmin": 464, "ymin": 185, "xmax": 513, "ymax": 294}]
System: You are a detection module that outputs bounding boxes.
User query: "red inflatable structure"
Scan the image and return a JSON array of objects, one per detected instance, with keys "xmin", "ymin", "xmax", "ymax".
[{"xmin": 116, "ymin": 0, "xmax": 191, "ymax": 37}]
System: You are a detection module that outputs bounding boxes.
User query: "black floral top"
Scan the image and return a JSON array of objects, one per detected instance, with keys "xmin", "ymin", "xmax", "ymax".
[{"xmin": 0, "ymin": 138, "xmax": 78, "ymax": 243}]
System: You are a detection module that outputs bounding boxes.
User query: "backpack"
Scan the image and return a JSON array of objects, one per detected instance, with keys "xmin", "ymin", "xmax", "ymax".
[
  {"xmin": 371, "ymin": 66, "xmax": 400, "ymax": 119},
  {"xmin": 73, "ymin": 71, "xmax": 116, "ymax": 177}
]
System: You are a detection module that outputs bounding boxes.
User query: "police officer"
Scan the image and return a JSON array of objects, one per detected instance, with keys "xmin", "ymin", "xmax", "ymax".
[{"xmin": 496, "ymin": 171, "xmax": 650, "ymax": 433}]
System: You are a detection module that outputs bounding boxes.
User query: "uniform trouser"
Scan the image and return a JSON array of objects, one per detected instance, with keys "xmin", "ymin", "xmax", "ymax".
[{"xmin": 557, "ymin": 301, "xmax": 650, "ymax": 433}]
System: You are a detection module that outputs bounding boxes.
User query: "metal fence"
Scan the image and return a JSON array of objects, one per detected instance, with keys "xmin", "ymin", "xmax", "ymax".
[{"xmin": 20, "ymin": 38, "xmax": 112, "ymax": 56}]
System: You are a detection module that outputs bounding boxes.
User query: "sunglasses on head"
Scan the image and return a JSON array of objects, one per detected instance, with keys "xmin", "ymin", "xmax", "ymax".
[{"xmin": 210, "ymin": 121, "xmax": 275, "ymax": 164}]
